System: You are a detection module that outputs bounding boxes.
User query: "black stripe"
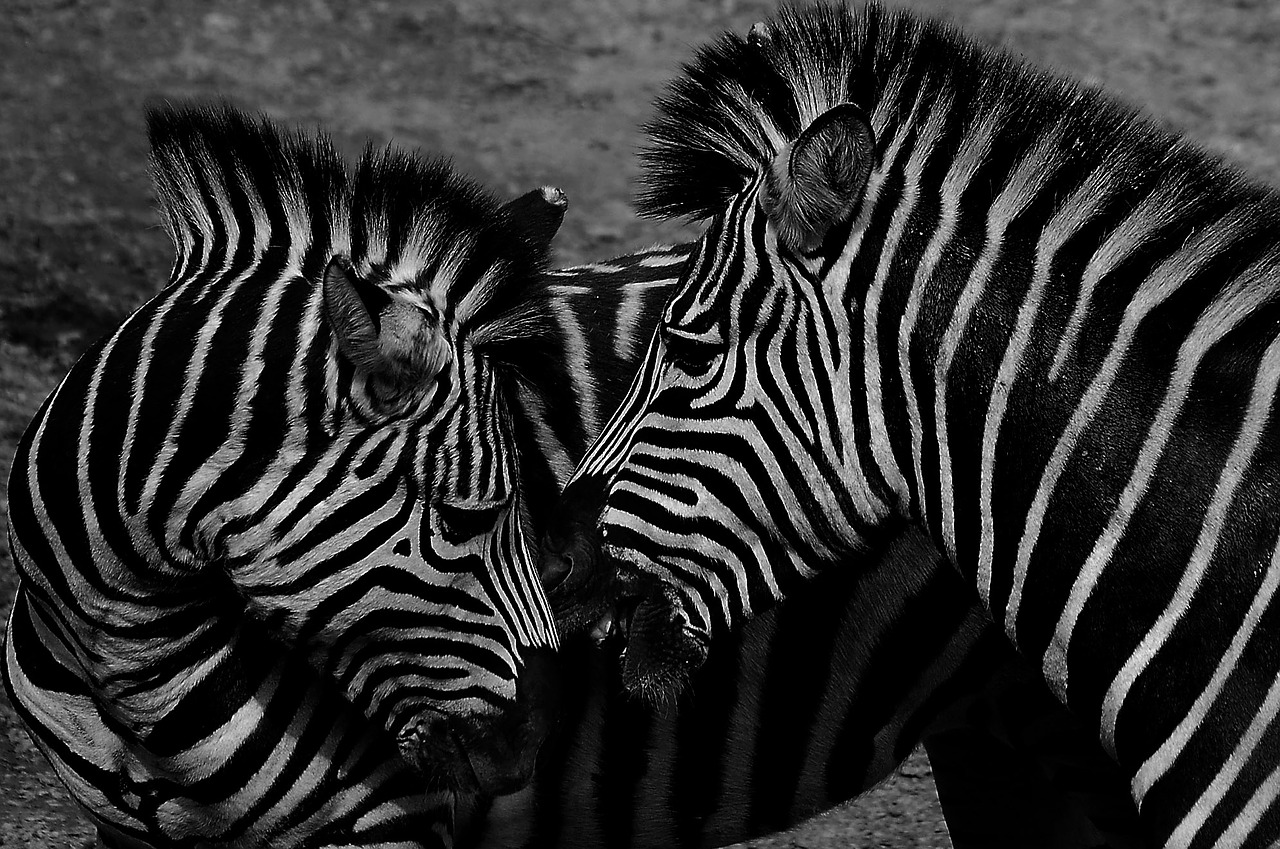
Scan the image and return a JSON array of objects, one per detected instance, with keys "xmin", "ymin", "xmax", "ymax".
[{"xmin": 748, "ymin": 568, "xmax": 855, "ymax": 833}]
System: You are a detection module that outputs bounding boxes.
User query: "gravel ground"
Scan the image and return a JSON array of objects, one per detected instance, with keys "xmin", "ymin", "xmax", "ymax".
[{"xmin": 3, "ymin": 1, "xmax": 1279, "ymax": 846}]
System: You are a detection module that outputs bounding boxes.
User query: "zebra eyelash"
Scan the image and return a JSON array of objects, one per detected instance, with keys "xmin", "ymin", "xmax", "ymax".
[{"xmin": 660, "ymin": 324, "xmax": 726, "ymax": 370}]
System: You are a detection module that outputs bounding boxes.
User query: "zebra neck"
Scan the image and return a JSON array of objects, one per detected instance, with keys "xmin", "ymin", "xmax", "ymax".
[{"xmin": 843, "ymin": 93, "xmax": 1280, "ymax": 815}]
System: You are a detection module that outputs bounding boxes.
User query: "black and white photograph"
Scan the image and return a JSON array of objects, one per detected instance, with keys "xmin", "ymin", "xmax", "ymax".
[{"xmin": 3, "ymin": 2, "xmax": 1280, "ymax": 847}]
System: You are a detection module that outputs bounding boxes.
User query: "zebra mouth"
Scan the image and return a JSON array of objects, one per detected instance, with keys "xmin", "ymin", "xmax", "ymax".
[
  {"xmin": 400, "ymin": 722, "xmax": 477, "ymax": 792},
  {"xmin": 400, "ymin": 717, "xmax": 540, "ymax": 797},
  {"xmin": 589, "ymin": 570, "xmax": 710, "ymax": 704},
  {"xmin": 588, "ymin": 595, "xmax": 640, "ymax": 644}
]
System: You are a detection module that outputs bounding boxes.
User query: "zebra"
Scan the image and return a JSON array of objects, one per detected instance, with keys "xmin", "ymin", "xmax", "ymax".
[
  {"xmin": 2, "ymin": 104, "xmax": 561, "ymax": 848},
  {"xmin": 544, "ymin": 3, "xmax": 1280, "ymax": 847},
  {"xmin": 0, "ymin": 110, "xmax": 1132, "ymax": 849},
  {"xmin": 456, "ymin": 245, "xmax": 1142, "ymax": 848}
]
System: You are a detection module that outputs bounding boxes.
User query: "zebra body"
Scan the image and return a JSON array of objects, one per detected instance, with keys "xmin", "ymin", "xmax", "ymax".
[
  {"xmin": 465, "ymin": 246, "xmax": 1142, "ymax": 848},
  {"xmin": 3, "ymin": 105, "xmax": 559, "ymax": 848},
  {"xmin": 6, "ymin": 108, "xmax": 1136, "ymax": 848},
  {"xmin": 551, "ymin": 4, "xmax": 1280, "ymax": 846}
]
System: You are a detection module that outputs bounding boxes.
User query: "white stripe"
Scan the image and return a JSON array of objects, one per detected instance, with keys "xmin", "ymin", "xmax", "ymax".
[
  {"xmin": 934, "ymin": 107, "xmax": 1024, "ymax": 568},
  {"xmin": 1010, "ymin": 202, "xmax": 1253, "ymax": 673},
  {"xmin": 1113, "ymin": 313, "xmax": 1280, "ymax": 782},
  {"xmin": 1220, "ymin": 756, "xmax": 1280, "ymax": 848},
  {"xmin": 1047, "ymin": 167, "xmax": 1196, "ymax": 382},
  {"xmin": 511, "ymin": 385, "xmax": 574, "ymax": 489},
  {"xmin": 1042, "ymin": 228, "xmax": 1275, "ymax": 715},
  {"xmin": 172, "ymin": 232, "xmax": 295, "ymax": 558},
  {"xmin": 551, "ymin": 297, "xmax": 601, "ymax": 439},
  {"xmin": 1133, "ymin": 527, "xmax": 1280, "ymax": 803},
  {"xmin": 963, "ymin": 125, "xmax": 1063, "ymax": 603},
  {"xmin": 1167, "ymin": 655, "xmax": 1280, "ymax": 848},
  {"xmin": 756, "ymin": 284, "xmax": 816, "ymax": 445},
  {"xmin": 896, "ymin": 104, "xmax": 994, "ymax": 554},
  {"xmin": 862, "ymin": 85, "xmax": 943, "ymax": 511},
  {"xmin": 819, "ymin": 106, "xmax": 922, "ymax": 527},
  {"xmin": 640, "ymin": 251, "xmax": 686, "ymax": 268},
  {"xmin": 898, "ymin": 145, "xmax": 964, "ymax": 532},
  {"xmin": 150, "ymin": 188, "xmax": 267, "ymax": 558},
  {"xmin": 977, "ymin": 152, "xmax": 1112, "ymax": 615},
  {"xmin": 613, "ymin": 281, "xmax": 648, "ymax": 362},
  {"xmin": 574, "ymin": 340, "xmax": 663, "ymax": 479}
]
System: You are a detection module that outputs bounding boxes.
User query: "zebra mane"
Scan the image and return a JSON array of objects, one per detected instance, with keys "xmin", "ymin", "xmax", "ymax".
[
  {"xmin": 636, "ymin": 2, "xmax": 1233, "ymax": 222},
  {"xmin": 147, "ymin": 103, "xmax": 551, "ymax": 341}
]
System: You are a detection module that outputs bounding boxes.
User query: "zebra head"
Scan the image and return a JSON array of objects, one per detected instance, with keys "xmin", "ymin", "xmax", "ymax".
[
  {"xmin": 140, "ymin": 106, "xmax": 563, "ymax": 793},
  {"xmin": 544, "ymin": 6, "xmax": 922, "ymax": 702}
]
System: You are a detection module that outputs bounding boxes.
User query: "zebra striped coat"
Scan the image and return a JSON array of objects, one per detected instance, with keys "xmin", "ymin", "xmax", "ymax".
[
  {"xmin": 466, "ymin": 247, "xmax": 1142, "ymax": 847},
  {"xmin": 3, "ymin": 105, "xmax": 559, "ymax": 848},
  {"xmin": 550, "ymin": 4, "xmax": 1280, "ymax": 847},
  {"xmin": 4, "ymin": 107, "xmax": 1132, "ymax": 848}
]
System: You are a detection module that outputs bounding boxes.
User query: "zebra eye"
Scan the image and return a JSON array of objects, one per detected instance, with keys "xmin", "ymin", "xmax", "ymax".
[
  {"xmin": 435, "ymin": 498, "xmax": 509, "ymax": 545},
  {"xmin": 661, "ymin": 324, "xmax": 724, "ymax": 371}
]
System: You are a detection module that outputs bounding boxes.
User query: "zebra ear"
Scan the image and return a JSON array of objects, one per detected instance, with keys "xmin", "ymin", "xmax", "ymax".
[
  {"xmin": 323, "ymin": 256, "xmax": 449, "ymax": 388},
  {"xmin": 324, "ymin": 256, "xmax": 390, "ymax": 375},
  {"xmin": 502, "ymin": 186, "xmax": 568, "ymax": 251},
  {"xmin": 762, "ymin": 104, "xmax": 875, "ymax": 253}
]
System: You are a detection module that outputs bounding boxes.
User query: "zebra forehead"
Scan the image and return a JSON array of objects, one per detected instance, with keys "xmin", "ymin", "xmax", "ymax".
[
  {"xmin": 635, "ymin": 1, "xmax": 1172, "ymax": 224},
  {"xmin": 147, "ymin": 103, "xmax": 549, "ymax": 317}
]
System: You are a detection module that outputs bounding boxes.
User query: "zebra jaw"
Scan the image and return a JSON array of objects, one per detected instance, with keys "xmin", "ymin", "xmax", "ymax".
[
  {"xmin": 397, "ymin": 713, "xmax": 538, "ymax": 797},
  {"xmin": 589, "ymin": 575, "xmax": 711, "ymax": 705},
  {"xmin": 542, "ymin": 509, "xmax": 713, "ymax": 703}
]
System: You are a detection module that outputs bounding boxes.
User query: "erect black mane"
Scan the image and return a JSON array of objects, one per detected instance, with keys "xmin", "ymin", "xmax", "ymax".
[
  {"xmin": 635, "ymin": 2, "xmax": 1247, "ymax": 223},
  {"xmin": 147, "ymin": 103, "xmax": 552, "ymax": 337}
]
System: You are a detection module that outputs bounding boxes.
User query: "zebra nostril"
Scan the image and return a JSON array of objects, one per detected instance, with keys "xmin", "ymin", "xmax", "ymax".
[{"xmin": 539, "ymin": 549, "xmax": 573, "ymax": 592}]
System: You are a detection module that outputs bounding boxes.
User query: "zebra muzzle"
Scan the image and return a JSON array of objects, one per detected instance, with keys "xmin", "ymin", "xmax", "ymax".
[
  {"xmin": 590, "ymin": 575, "xmax": 710, "ymax": 706},
  {"xmin": 460, "ymin": 647, "xmax": 560, "ymax": 796},
  {"xmin": 398, "ymin": 649, "xmax": 560, "ymax": 797}
]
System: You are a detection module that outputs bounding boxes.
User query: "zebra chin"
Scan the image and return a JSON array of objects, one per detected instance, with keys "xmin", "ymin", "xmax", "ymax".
[
  {"xmin": 592, "ymin": 553, "xmax": 712, "ymax": 707},
  {"xmin": 395, "ymin": 649, "xmax": 560, "ymax": 796},
  {"xmin": 617, "ymin": 601, "xmax": 711, "ymax": 707}
]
